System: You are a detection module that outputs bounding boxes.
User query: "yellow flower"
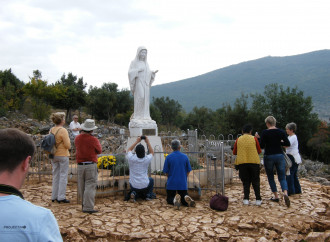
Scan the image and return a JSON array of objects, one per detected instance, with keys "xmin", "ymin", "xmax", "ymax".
[{"xmin": 97, "ymin": 155, "xmax": 116, "ymax": 169}]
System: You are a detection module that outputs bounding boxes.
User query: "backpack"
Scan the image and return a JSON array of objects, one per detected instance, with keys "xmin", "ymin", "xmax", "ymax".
[
  {"xmin": 210, "ymin": 193, "xmax": 229, "ymax": 211},
  {"xmin": 41, "ymin": 128, "xmax": 62, "ymax": 158}
]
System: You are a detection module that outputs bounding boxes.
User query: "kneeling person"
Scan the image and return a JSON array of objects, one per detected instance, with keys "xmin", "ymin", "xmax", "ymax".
[
  {"xmin": 126, "ymin": 136, "xmax": 155, "ymax": 202},
  {"xmin": 163, "ymin": 139, "xmax": 196, "ymax": 209}
]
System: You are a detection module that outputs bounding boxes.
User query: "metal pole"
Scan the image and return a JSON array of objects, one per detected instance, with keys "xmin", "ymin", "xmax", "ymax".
[{"xmin": 221, "ymin": 142, "xmax": 225, "ymax": 195}]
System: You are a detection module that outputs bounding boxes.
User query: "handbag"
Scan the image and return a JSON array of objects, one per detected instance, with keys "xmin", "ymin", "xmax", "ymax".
[
  {"xmin": 283, "ymin": 151, "xmax": 292, "ymax": 175},
  {"xmin": 210, "ymin": 193, "xmax": 228, "ymax": 211}
]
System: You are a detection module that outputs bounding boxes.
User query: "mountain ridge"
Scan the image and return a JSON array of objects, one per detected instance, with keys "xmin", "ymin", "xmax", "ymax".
[{"xmin": 151, "ymin": 49, "xmax": 330, "ymax": 119}]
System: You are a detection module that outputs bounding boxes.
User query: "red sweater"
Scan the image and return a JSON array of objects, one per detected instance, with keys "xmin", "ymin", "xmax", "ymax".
[{"xmin": 75, "ymin": 133, "xmax": 102, "ymax": 163}]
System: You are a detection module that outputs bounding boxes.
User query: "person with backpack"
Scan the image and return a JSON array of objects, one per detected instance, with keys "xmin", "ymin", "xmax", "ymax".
[{"xmin": 50, "ymin": 112, "xmax": 71, "ymax": 203}]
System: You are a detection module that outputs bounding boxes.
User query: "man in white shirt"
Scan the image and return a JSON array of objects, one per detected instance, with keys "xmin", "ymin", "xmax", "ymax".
[
  {"xmin": 69, "ymin": 115, "xmax": 81, "ymax": 138},
  {"xmin": 0, "ymin": 128, "xmax": 62, "ymax": 241},
  {"xmin": 126, "ymin": 136, "xmax": 155, "ymax": 202}
]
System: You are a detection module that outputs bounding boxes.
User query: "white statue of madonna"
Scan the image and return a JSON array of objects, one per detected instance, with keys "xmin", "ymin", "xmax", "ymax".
[{"xmin": 128, "ymin": 47, "xmax": 158, "ymax": 128}]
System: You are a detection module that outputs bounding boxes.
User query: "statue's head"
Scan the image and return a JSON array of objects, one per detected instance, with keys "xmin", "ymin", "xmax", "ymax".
[{"xmin": 139, "ymin": 49, "xmax": 147, "ymax": 61}]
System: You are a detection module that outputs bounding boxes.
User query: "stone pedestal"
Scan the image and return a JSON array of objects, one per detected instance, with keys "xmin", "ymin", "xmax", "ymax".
[{"xmin": 127, "ymin": 119, "xmax": 164, "ymax": 172}]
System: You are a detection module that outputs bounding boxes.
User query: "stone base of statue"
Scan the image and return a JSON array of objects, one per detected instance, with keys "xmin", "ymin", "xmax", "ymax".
[{"xmin": 127, "ymin": 118, "xmax": 164, "ymax": 172}]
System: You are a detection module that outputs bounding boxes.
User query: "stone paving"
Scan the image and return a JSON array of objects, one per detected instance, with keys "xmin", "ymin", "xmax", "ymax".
[{"xmin": 22, "ymin": 174, "xmax": 330, "ymax": 241}]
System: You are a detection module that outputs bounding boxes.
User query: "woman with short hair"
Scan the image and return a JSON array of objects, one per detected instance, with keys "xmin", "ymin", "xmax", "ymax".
[
  {"xmin": 50, "ymin": 112, "xmax": 71, "ymax": 203},
  {"xmin": 233, "ymin": 124, "xmax": 262, "ymax": 206},
  {"xmin": 285, "ymin": 122, "xmax": 302, "ymax": 196},
  {"xmin": 259, "ymin": 116, "xmax": 291, "ymax": 207}
]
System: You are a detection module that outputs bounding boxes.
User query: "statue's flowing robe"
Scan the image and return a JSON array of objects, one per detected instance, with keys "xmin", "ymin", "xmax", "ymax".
[{"xmin": 128, "ymin": 47, "xmax": 155, "ymax": 120}]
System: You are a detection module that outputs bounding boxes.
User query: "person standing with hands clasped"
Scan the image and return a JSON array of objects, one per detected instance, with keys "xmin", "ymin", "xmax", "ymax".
[
  {"xmin": 0, "ymin": 128, "xmax": 62, "ymax": 241},
  {"xmin": 69, "ymin": 115, "xmax": 81, "ymax": 138},
  {"xmin": 126, "ymin": 136, "xmax": 155, "ymax": 202},
  {"xmin": 75, "ymin": 119, "xmax": 102, "ymax": 214},
  {"xmin": 285, "ymin": 122, "xmax": 302, "ymax": 196},
  {"xmin": 163, "ymin": 139, "xmax": 196, "ymax": 210},
  {"xmin": 257, "ymin": 116, "xmax": 291, "ymax": 207},
  {"xmin": 233, "ymin": 124, "xmax": 262, "ymax": 206}
]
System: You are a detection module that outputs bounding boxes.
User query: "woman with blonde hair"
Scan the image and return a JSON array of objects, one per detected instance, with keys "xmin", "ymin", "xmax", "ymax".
[
  {"xmin": 258, "ymin": 116, "xmax": 291, "ymax": 207},
  {"xmin": 50, "ymin": 112, "xmax": 71, "ymax": 203}
]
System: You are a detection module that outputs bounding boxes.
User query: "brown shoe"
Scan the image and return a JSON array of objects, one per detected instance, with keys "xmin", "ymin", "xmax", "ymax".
[{"xmin": 284, "ymin": 195, "xmax": 290, "ymax": 208}]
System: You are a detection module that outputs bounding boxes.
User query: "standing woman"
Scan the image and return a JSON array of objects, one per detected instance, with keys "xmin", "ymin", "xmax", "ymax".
[
  {"xmin": 285, "ymin": 122, "xmax": 302, "ymax": 196},
  {"xmin": 50, "ymin": 112, "xmax": 71, "ymax": 203},
  {"xmin": 233, "ymin": 124, "xmax": 262, "ymax": 206},
  {"xmin": 259, "ymin": 116, "xmax": 291, "ymax": 207}
]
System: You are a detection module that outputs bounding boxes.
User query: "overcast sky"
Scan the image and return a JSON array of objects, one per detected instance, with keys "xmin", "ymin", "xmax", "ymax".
[{"xmin": 1, "ymin": 0, "xmax": 329, "ymax": 90}]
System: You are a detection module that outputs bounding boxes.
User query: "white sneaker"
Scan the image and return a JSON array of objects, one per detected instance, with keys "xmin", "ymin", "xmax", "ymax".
[
  {"xmin": 184, "ymin": 195, "xmax": 196, "ymax": 207},
  {"xmin": 243, "ymin": 199, "xmax": 249, "ymax": 205},
  {"xmin": 255, "ymin": 200, "xmax": 262, "ymax": 206},
  {"xmin": 173, "ymin": 194, "xmax": 181, "ymax": 210}
]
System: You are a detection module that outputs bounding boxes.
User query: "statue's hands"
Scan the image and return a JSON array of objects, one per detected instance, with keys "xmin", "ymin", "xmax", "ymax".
[
  {"xmin": 138, "ymin": 68, "xmax": 144, "ymax": 72},
  {"xmin": 153, "ymin": 70, "xmax": 158, "ymax": 74}
]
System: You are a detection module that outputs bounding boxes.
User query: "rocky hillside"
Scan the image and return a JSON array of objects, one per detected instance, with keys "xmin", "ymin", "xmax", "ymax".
[{"xmin": 1, "ymin": 111, "xmax": 329, "ymax": 183}]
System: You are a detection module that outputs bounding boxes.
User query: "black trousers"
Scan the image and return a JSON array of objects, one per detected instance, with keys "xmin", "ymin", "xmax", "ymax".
[
  {"xmin": 166, "ymin": 190, "xmax": 188, "ymax": 206},
  {"xmin": 238, "ymin": 163, "xmax": 261, "ymax": 200}
]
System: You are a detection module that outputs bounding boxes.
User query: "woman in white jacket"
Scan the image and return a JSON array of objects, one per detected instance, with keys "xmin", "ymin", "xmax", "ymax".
[{"xmin": 285, "ymin": 122, "xmax": 302, "ymax": 196}]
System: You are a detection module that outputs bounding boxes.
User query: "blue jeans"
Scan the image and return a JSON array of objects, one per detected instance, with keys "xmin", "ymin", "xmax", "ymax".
[
  {"xmin": 286, "ymin": 155, "xmax": 302, "ymax": 195},
  {"xmin": 130, "ymin": 177, "xmax": 155, "ymax": 200},
  {"xmin": 264, "ymin": 154, "xmax": 288, "ymax": 192}
]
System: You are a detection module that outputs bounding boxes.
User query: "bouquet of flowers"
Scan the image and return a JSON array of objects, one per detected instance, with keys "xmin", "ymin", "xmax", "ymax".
[{"xmin": 97, "ymin": 155, "xmax": 116, "ymax": 169}]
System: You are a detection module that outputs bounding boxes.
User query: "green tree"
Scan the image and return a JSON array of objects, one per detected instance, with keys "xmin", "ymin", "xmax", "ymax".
[
  {"xmin": 23, "ymin": 70, "xmax": 52, "ymax": 120},
  {"xmin": 250, "ymin": 83, "xmax": 319, "ymax": 152},
  {"xmin": 150, "ymin": 103, "xmax": 162, "ymax": 124},
  {"xmin": 152, "ymin": 96, "xmax": 182, "ymax": 128},
  {"xmin": 52, "ymin": 73, "xmax": 87, "ymax": 122},
  {"xmin": 87, "ymin": 83, "xmax": 118, "ymax": 122},
  {"xmin": 227, "ymin": 93, "xmax": 249, "ymax": 135},
  {"xmin": 307, "ymin": 121, "xmax": 330, "ymax": 163},
  {"xmin": 0, "ymin": 69, "xmax": 24, "ymax": 116},
  {"xmin": 181, "ymin": 106, "xmax": 213, "ymax": 135}
]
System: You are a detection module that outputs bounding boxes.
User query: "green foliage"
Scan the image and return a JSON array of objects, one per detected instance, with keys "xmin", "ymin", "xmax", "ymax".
[
  {"xmin": 188, "ymin": 155, "xmax": 203, "ymax": 170},
  {"xmin": 111, "ymin": 155, "xmax": 129, "ymax": 176},
  {"xmin": 181, "ymin": 106, "xmax": 213, "ymax": 135},
  {"xmin": 152, "ymin": 96, "xmax": 182, "ymax": 128},
  {"xmin": 0, "ymin": 69, "xmax": 25, "ymax": 115},
  {"xmin": 307, "ymin": 121, "xmax": 330, "ymax": 164},
  {"xmin": 249, "ymin": 84, "xmax": 319, "ymax": 152},
  {"xmin": 51, "ymin": 73, "xmax": 87, "ymax": 122},
  {"xmin": 22, "ymin": 70, "xmax": 52, "ymax": 121},
  {"xmin": 150, "ymin": 103, "xmax": 162, "ymax": 124},
  {"xmin": 87, "ymin": 83, "xmax": 133, "ymax": 124},
  {"xmin": 180, "ymin": 84, "xmax": 319, "ymax": 158}
]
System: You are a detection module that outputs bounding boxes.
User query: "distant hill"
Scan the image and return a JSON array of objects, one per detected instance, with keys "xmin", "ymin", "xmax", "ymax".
[{"xmin": 151, "ymin": 50, "xmax": 330, "ymax": 119}]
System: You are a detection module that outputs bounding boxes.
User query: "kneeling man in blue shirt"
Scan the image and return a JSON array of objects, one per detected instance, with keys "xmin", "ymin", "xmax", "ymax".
[
  {"xmin": 0, "ymin": 128, "xmax": 62, "ymax": 242},
  {"xmin": 163, "ymin": 139, "xmax": 196, "ymax": 209}
]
